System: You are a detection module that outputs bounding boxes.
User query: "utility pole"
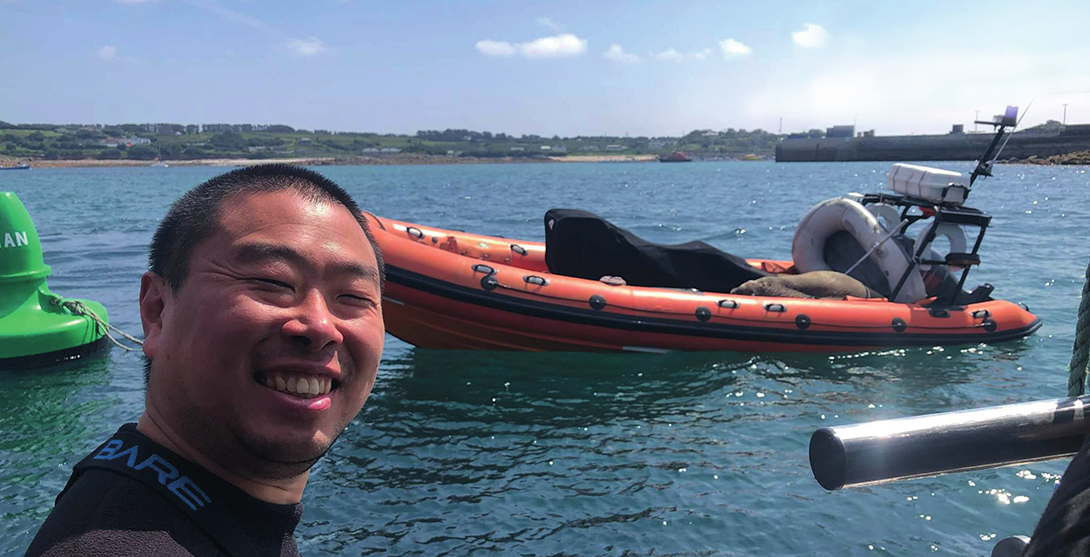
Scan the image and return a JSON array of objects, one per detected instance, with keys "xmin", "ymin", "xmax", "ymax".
[
  {"xmin": 1063, "ymin": 104, "xmax": 1069, "ymax": 125},
  {"xmin": 779, "ymin": 117, "xmax": 782, "ymax": 134},
  {"xmin": 974, "ymin": 109, "xmax": 980, "ymax": 133}
]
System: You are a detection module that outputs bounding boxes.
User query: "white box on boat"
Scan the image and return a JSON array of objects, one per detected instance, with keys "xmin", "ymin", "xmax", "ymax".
[{"xmin": 886, "ymin": 163, "xmax": 968, "ymax": 205}]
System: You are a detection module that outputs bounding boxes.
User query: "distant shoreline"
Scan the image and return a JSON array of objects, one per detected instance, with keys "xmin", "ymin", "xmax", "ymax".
[{"xmin": 17, "ymin": 154, "xmax": 658, "ymax": 169}]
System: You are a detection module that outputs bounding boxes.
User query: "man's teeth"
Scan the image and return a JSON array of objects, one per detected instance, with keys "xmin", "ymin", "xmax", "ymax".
[{"xmin": 262, "ymin": 373, "xmax": 333, "ymax": 398}]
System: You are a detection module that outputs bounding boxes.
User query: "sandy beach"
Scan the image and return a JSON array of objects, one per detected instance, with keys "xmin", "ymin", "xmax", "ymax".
[{"xmin": 548, "ymin": 155, "xmax": 658, "ymax": 163}]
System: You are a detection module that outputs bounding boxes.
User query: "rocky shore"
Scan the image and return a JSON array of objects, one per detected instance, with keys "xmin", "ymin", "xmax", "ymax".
[{"xmin": 1003, "ymin": 151, "xmax": 1090, "ymax": 165}]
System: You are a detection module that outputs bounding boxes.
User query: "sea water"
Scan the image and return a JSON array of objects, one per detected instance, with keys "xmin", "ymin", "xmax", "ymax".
[{"xmin": 2, "ymin": 161, "xmax": 1088, "ymax": 556}]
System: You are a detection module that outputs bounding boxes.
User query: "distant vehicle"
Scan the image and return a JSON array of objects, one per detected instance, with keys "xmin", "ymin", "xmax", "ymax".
[
  {"xmin": 659, "ymin": 151, "xmax": 693, "ymax": 162},
  {"xmin": 0, "ymin": 164, "xmax": 31, "ymax": 170}
]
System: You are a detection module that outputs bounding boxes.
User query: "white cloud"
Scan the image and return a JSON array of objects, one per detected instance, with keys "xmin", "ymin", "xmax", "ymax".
[
  {"xmin": 97, "ymin": 45, "xmax": 118, "ymax": 60},
  {"xmin": 792, "ymin": 23, "xmax": 830, "ymax": 48},
  {"xmin": 655, "ymin": 48, "xmax": 681, "ymax": 62},
  {"xmin": 719, "ymin": 38, "xmax": 752, "ymax": 58},
  {"xmin": 476, "ymin": 40, "xmax": 518, "ymax": 57},
  {"xmin": 286, "ymin": 37, "xmax": 330, "ymax": 57},
  {"xmin": 604, "ymin": 44, "xmax": 641, "ymax": 63},
  {"xmin": 476, "ymin": 34, "xmax": 587, "ymax": 59},
  {"xmin": 537, "ymin": 17, "xmax": 562, "ymax": 32},
  {"xmin": 520, "ymin": 34, "xmax": 587, "ymax": 58},
  {"xmin": 655, "ymin": 48, "xmax": 711, "ymax": 62}
]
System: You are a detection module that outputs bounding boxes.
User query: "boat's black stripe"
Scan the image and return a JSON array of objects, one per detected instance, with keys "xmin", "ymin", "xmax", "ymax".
[{"xmin": 386, "ymin": 266, "xmax": 1041, "ymax": 347}]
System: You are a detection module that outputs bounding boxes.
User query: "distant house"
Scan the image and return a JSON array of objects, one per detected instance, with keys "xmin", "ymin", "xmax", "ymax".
[
  {"xmin": 552, "ymin": 146, "xmax": 567, "ymax": 153},
  {"xmin": 184, "ymin": 125, "xmax": 199, "ymax": 135},
  {"xmin": 247, "ymin": 146, "xmax": 267, "ymax": 152},
  {"xmin": 509, "ymin": 147, "xmax": 525, "ymax": 152},
  {"xmin": 121, "ymin": 136, "xmax": 151, "ymax": 146},
  {"xmin": 298, "ymin": 137, "xmax": 313, "ymax": 145},
  {"xmin": 380, "ymin": 147, "xmax": 401, "ymax": 153},
  {"xmin": 540, "ymin": 145, "xmax": 552, "ymax": 150},
  {"xmin": 702, "ymin": 131, "xmax": 719, "ymax": 137},
  {"xmin": 604, "ymin": 144, "xmax": 625, "ymax": 152},
  {"xmin": 648, "ymin": 141, "xmax": 665, "ymax": 149},
  {"xmin": 361, "ymin": 147, "xmax": 380, "ymax": 153}
]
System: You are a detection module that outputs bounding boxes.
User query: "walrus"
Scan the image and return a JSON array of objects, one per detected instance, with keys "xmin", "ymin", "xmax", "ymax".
[{"xmin": 730, "ymin": 270, "xmax": 884, "ymax": 300}]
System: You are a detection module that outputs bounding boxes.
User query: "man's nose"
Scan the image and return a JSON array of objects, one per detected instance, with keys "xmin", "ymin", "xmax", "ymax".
[{"xmin": 282, "ymin": 290, "xmax": 344, "ymax": 351}]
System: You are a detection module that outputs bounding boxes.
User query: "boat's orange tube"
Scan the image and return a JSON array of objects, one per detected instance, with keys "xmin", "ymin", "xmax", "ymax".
[{"xmin": 367, "ymin": 214, "xmax": 1040, "ymax": 352}]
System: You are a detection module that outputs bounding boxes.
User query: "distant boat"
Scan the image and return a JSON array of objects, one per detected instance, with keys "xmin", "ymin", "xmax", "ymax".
[
  {"xmin": 150, "ymin": 145, "xmax": 169, "ymax": 167},
  {"xmin": 0, "ymin": 164, "xmax": 31, "ymax": 170},
  {"xmin": 659, "ymin": 151, "xmax": 693, "ymax": 163}
]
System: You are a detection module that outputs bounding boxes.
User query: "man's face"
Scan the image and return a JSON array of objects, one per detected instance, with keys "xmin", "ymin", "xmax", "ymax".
[{"xmin": 141, "ymin": 189, "xmax": 384, "ymax": 478}]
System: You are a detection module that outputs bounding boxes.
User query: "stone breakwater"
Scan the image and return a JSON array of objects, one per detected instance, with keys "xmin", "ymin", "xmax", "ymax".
[{"xmin": 1003, "ymin": 151, "xmax": 1090, "ymax": 165}]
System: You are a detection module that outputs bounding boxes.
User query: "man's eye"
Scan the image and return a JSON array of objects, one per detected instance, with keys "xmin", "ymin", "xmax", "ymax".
[
  {"xmin": 339, "ymin": 294, "xmax": 377, "ymax": 307},
  {"xmin": 252, "ymin": 278, "xmax": 293, "ymax": 290}
]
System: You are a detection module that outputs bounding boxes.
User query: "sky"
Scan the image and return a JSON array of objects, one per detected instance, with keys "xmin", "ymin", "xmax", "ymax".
[{"xmin": 2, "ymin": 0, "xmax": 1089, "ymax": 137}]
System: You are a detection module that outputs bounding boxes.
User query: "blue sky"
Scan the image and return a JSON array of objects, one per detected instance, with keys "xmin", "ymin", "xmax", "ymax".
[{"xmin": 2, "ymin": 0, "xmax": 1088, "ymax": 137}]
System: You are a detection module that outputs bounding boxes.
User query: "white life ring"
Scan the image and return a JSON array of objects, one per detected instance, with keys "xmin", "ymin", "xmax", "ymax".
[
  {"xmin": 914, "ymin": 221, "xmax": 968, "ymax": 271},
  {"xmin": 792, "ymin": 198, "xmax": 927, "ymax": 303}
]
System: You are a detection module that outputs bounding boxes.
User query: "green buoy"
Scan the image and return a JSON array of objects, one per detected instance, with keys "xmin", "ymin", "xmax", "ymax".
[{"xmin": 0, "ymin": 192, "xmax": 109, "ymax": 369}]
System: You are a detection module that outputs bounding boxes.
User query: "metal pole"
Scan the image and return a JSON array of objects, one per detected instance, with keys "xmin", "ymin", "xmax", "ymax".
[
  {"xmin": 1064, "ymin": 103, "xmax": 1069, "ymax": 125},
  {"xmin": 809, "ymin": 395, "xmax": 1090, "ymax": 491},
  {"xmin": 974, "ymin": 109, "xmax": 980, "ymax": 132}
]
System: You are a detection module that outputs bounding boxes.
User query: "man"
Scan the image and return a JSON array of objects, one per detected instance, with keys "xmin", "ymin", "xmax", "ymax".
[
  {"xmin": 25, "ymin": 164, "xmax": 386, "ymax": 556},
  {"xmin": 1021, "ymin": 440, "xmax": 1090, "ymax": 556}
]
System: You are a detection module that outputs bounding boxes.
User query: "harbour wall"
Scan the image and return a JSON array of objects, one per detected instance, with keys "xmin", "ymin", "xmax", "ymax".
[{"xmin": 775, "ymin": 128, "xmax": 1090, "ymax": 162}]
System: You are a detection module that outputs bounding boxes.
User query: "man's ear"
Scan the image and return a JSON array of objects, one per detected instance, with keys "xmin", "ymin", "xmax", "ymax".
[{"xmin": 139, "ymin": 272, "xmax": 169, "ymax": 360}]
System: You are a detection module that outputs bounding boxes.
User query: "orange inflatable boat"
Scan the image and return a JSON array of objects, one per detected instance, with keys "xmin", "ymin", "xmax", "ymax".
[{"xmin": 365, "ymin": 211, "xmax": 1040, "ymax": 353}]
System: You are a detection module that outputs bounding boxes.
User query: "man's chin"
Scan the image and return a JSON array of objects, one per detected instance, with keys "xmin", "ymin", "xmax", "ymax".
[{"xmin": 236, "ymin": 431, "xmax": 335, "ymax": 477}]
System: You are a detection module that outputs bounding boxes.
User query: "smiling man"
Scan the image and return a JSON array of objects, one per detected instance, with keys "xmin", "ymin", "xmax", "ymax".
[{"xmin": 25, "ymin": 165, "xmax": 385, "ymax": 557}]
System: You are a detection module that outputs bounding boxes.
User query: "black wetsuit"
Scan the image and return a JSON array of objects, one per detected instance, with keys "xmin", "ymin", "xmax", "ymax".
[
  {"xmin": 24, "ymin": 424, "xmax": 302, "ymax": 557},
  {"xmin": 1023, "ymin": 441, "xmax": 1090, "ymax": 557}
]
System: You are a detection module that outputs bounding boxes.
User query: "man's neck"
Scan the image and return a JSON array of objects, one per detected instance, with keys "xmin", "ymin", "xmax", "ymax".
[{"xmin": 136, "ymin": 410, "xmax": 309, "ymax": 505}]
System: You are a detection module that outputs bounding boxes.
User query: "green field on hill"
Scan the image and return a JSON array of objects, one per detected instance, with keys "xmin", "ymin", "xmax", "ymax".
[{"xmin": 0, "ymin": 121, "xmax": 785, "ymax": 162}]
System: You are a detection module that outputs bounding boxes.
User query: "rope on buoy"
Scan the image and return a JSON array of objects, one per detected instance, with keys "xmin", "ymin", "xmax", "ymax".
[
  {"xmin": 53, "ymin": 298, "xmax": 144, "ymax": 352},
  {"xmin": 1067, "ymin": 260, "xmax": 1090, "ymax": 396}
]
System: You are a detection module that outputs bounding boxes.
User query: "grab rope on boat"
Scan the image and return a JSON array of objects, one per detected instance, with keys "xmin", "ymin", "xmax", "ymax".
[
  {"xmin": 53, "ymin": 297, "xmax": 144, "ymax": 351},
  {"xmin": 1068, "ymin": 260, "xmax": 1090, "ymax": 396}
]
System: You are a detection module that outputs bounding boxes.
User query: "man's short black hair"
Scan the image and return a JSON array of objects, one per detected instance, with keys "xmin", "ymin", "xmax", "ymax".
[{"xmin": 149, "ymin": 163, "xmax": 384, "ymax": 291}]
